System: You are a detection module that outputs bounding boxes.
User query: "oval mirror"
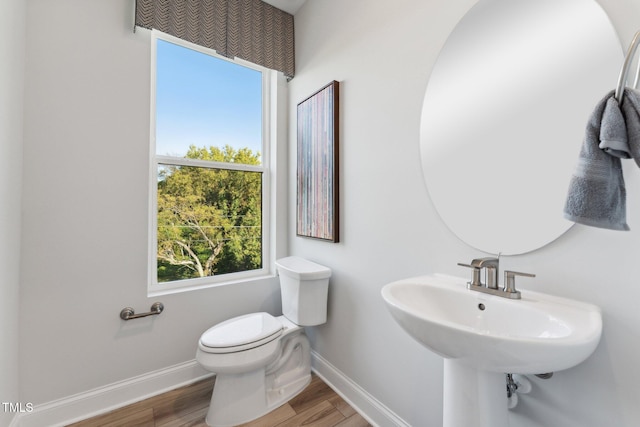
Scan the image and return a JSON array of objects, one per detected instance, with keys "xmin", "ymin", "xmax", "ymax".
[{"xmin": 420, "ymin": 0, "xmax": 622, "ymax": 255}]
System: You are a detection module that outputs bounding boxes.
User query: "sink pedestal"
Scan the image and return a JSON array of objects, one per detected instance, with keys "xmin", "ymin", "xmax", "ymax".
[{"xmin": 443, "ymin": 360, "xmax": 509, "ymax": 427}]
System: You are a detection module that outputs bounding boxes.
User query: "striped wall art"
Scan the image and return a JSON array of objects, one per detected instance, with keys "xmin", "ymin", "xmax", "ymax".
[{"xmin": 296, "ymin": 81, "xmax": 340, "ymax": 242}]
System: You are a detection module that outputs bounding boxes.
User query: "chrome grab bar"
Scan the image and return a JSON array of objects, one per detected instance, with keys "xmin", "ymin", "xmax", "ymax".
[{"xmin": 120, "ymin": 302, "xmax": 164, "ymax": 320}]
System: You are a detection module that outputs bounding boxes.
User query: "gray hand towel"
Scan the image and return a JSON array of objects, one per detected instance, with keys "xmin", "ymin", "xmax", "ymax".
[
  {"xmin": 564, "ymin": 90, "xmax": 629, "ymax": 230},
  {"xmin": 599, "ymin": 96, "xmax": 631, "ymax": 158}
]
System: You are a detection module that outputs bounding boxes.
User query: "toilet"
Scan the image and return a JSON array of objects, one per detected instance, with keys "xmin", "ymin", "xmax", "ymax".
[{"xmin": 196, "ymin": 256, "xmax": 331, "ymax": 427}]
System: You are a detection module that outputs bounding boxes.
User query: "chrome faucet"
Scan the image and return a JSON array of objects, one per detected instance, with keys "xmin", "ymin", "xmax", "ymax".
[
  {"xmin": 470, "ymin": 257, "xmax": 500, "ymax": 289},
  {"xmin": 458, "ymin": 257, "xmax": 535, "ymax": 299}
]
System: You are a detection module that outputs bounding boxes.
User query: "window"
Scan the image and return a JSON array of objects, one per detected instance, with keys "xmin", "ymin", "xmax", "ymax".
[{"xmin": 149, "ymin": 31, "xmax": 273, "ymax": 292}]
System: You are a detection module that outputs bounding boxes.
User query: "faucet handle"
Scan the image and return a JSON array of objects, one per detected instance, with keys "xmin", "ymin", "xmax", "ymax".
[
  {"xmin": 457, "ymin": 262, "xmax": 482, "ymax": 287},
  {"xmin": 503, "ymin": 270, "xmax": 535, "ymax": 296}
]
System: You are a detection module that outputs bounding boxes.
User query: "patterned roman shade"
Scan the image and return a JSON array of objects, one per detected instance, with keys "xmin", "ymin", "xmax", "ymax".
[{"xmin": 135, "ymin": 0, "xmax": 295, "ymax": 79}]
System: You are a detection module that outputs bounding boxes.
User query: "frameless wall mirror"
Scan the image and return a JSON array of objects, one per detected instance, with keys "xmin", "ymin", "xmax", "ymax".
[{"xmin": 420, "ymin": 0, "xmax": 622, "ymax": 255}]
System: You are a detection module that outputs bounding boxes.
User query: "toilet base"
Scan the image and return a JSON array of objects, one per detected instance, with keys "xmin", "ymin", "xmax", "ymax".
[{"xmin": 205, "ymin": 332, "xmax": 311, "ymax": 427}]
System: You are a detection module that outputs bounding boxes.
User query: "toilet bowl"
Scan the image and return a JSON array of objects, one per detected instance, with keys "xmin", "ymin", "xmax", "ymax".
[{"xmin": 196, "ymin": 256, "xmax": 331, "ymax": 427}]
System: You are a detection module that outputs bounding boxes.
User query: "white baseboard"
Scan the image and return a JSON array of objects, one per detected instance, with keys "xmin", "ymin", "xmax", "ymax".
[
  {"xmin": 14, "ymin": 360, "xmax": 212, "ymax": 427},
  {"xmin": 310, "ymin": 351, "xmax": 410, "ymax": 427},
  {"xmin": 12, "ymin": 353, "xmax": 406, "ymax": 427}
]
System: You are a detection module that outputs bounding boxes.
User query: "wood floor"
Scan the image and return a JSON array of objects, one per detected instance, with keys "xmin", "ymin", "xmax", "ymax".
[{"xmin": 68, "ymin": 374, "xmax": 372, "ymax": 427}]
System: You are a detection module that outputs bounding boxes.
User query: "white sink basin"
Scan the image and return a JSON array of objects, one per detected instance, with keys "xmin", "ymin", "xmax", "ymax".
[{"xmin": 381, "ymin": 274, "xmax": 602, "ymax": 374}]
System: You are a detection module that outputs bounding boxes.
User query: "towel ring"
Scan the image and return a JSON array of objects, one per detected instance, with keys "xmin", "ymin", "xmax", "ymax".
[{"xmin": 615, "ymin": 30, "xmax": 640, "ymax": 103}]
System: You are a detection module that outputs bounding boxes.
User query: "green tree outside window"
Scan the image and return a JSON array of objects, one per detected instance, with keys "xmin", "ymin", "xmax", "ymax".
[{"xmin": 157, "ymin": 145, "xmax": 262, "ymax": 282}]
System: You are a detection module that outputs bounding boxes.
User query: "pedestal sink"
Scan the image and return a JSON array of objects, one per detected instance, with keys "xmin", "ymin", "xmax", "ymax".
[{"xmin": 381, "ymin": 274, "xmax": 602, "ymax": 427}]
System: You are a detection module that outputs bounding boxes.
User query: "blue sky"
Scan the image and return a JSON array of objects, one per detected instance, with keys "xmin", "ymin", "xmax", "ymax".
[{"xmin": 155, "ymin": 39, "xmax": 263, "ymax": 157}]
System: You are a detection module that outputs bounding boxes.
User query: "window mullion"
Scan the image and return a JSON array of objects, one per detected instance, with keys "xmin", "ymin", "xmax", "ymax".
[{"xmin": 157, "ymin": 155, "xmax": 264, "ymax": 173}]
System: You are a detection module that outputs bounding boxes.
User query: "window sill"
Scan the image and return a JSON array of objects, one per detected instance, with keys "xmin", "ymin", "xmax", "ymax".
[{"xmin": 148, "ymin": 272, "xmax": 277, "ymax": 297}]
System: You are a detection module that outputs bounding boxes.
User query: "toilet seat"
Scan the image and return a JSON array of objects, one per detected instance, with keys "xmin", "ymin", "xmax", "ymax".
[{"xmin": 199, "ymin": 312, "xmax": 283, "ymax": 354}]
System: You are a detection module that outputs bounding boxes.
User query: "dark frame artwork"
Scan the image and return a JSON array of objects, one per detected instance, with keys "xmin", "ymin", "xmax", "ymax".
[{"xmin": 296, "ymin": 81, "xmax": 340, "ymax": 242}]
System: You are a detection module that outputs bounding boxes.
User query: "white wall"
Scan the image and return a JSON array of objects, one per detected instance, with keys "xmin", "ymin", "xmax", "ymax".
[
  {"xmin": 290, "ymin": 0, "xmax": 640, "ymax": 426},
  {"xmin": 0, "ymin": 0, "xmax": 25, "ymax": 425},
  {"xmin": 19, "ymin": 0, "xmax": 284, "ymax": 407}
]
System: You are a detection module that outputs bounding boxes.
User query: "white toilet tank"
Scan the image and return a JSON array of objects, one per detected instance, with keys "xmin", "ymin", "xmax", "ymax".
[{"xmin": 275, "ymin": 256, "xmax": 331, "ymax": 326}]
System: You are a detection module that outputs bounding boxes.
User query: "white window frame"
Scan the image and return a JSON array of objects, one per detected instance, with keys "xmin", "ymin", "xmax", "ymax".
[{"xmin": 148, "ymin": 30, "xmax": 278, "ymax": 295}]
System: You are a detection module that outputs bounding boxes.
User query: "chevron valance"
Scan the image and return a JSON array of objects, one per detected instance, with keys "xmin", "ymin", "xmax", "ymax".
[{"xmin": 135, "ymin": 0, "xmax": 295, "ymax": 79}]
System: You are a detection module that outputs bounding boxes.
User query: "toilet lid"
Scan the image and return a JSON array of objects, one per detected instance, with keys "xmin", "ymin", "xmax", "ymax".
[{"xmin": 200, "ymin": 312, "xmax": 283, "ymax": 350}]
